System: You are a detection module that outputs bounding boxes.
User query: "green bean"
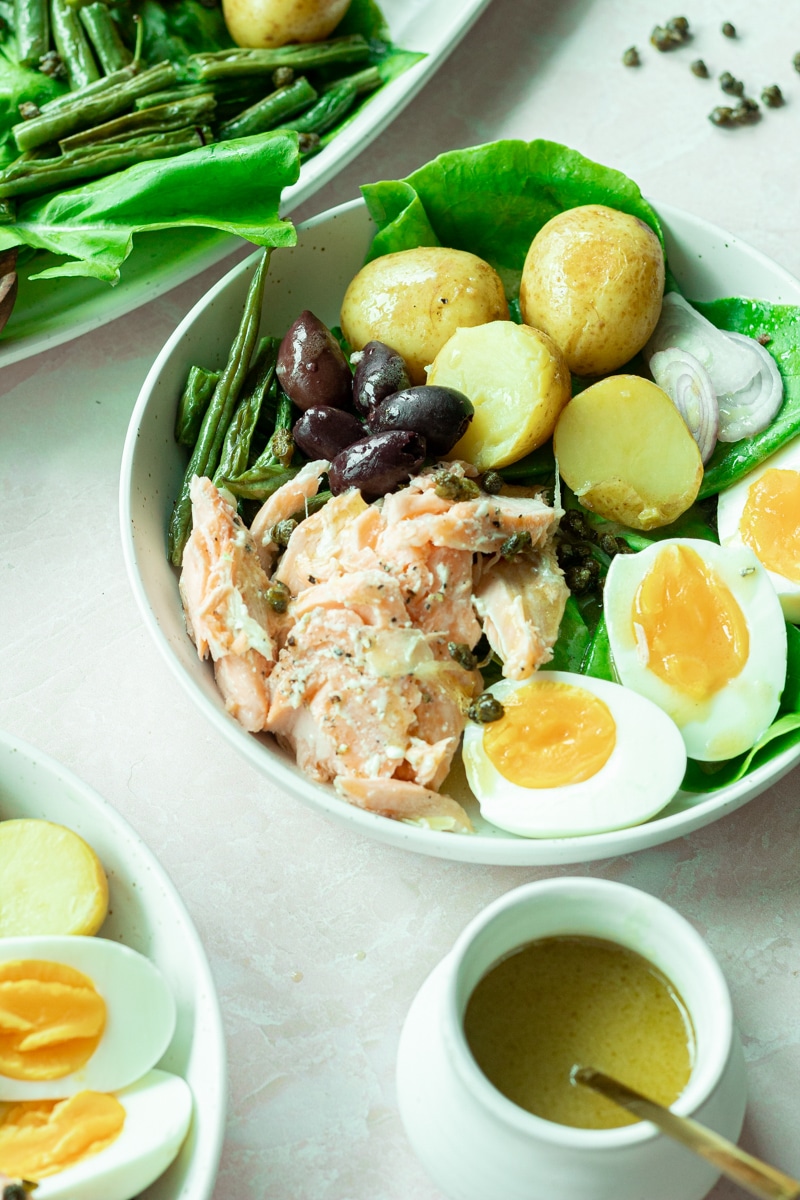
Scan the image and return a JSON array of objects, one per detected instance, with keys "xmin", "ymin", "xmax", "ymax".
[
  {"xmin": 221, "ymin": 464, "xmax": 297, "ymax": 502},
  {"xmin": 15, "ymin": 0, "xmax": 49, "ymax": 67},
  {"xmin": 59, "ymin": 92, "xmax": 215, "ymax": 149},
  {"xmin": 175, "ymin": 365, "xmax": 221, "ymax": 447},
  {"xmin": 276, "ymin": 79, "xmax": 357, "ymax": 136},
  {"xmin": 217, "ymin": 75, "xmax": 317, "ymax": 141},
  {"xmin": 134, "ymin": 82, "xmax": 213, "ymax": 110},
  {"xmin": 187, "ymin": 34, "xmax": 370, "ymax": 82},
  {"xmin": 321, "ymin": 65, "xmax": 381, "ymax": 95},
  {"xmin": 51, "ymin": 0, "xmax": 100, "ymax": 89},
  {"xmin": 0, "ymin": 126, "xmax": 204, "ymax": 197},
  {"xmin": 12, "ymin": 59, "xmax": 176, "ymax": 151},
  {"xmin": 214, "ymin": 337, "xmax": 279, "ymax": 484},
  {"xmin": 78, "ymin": 2, "xmax": 132, "ymax": 74},
  {"xmin": 168, "ymin": 251, "xmax": 270, "ymax": 565},
  {"xmin": 38, "ymin": 61, "xmax": 138, "ymax": 112}
]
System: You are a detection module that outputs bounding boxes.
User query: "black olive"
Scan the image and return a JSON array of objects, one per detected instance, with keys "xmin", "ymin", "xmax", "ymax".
[
  {"xmin": 352, "ymin": 340, "xmax": 411, "ymax": 417},
  {"xmin": 293, "ymin": 405, "xmax": 365, "ymax": 460},
  {"xmin": 276, "ymin": 311, "xmax": 351, "ymax": 411},
  {"xmin": 367, "ymin": 385, "xmax": 474, "ymax": 456},
  {"xmin": 328, "ymin": 430, "xmax": 426, "ymax": 501}
]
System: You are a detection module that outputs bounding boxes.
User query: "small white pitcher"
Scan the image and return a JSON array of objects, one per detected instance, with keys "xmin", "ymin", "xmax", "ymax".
[{"xmin": 396, "ymin": 877, "xmax": 746, "ymax": 1200}]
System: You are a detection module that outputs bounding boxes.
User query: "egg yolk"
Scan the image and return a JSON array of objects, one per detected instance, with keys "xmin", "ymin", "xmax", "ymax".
[
  {"xmin": 632, "ymin": 544, "xmax": 749, "ymax": 702},
  {"xmin": 0, "ymin": 961, "xmax": 106, "ymax": 1081},
  {"xmin": 740, "ymin": 468, "xmax": 800, "ymax": 582},
  {"xmin": 483, "ymin": 680, "xmax": 616, "ymax": 788},
  {"xmin": 0, "ymin": 1091, "xmax": 124, "ymax": 1179}
]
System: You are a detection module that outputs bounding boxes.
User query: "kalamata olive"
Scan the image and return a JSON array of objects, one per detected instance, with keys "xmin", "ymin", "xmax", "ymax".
[
  {"xmin": 276, "ymin": 310, "xmax": 351, "ymax": 411},
  {"xmin": 366, "ymin": 385, "xmax": 474, "ymax": 456},
  {"xmin": 352, "ymin": 340, "xmax": 411, "ymax": 417},
  {"xmin": 293, "ymin": 405, "xmax": 365, "ymax": 460},
  {"xmin": 328, "ymin": 430, "xmax": 426, "ymax": 501}
]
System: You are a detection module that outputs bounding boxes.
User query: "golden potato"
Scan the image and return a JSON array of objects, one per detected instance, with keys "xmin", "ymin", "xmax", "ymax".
[
  {"xmin": 340, "ymin": 246, "xmax": 510, "ymax": 385},
  {"xmin": 0, "ymin": 819, "xmax": 109, "ymax": 937},
  {"xmin": 428, "ymin": 321, "xmax": 571, "ymax": 472},
  {"xmin": 553, "ymin": 375, "xmax": 703, "ymax": 530},
  {"xmin": 519, "ymin": 204, "xmax": 665, "ymax": 377},
  {"xmin": 222, "ymin": 0, "xmax": 350, "ymax": 49}
]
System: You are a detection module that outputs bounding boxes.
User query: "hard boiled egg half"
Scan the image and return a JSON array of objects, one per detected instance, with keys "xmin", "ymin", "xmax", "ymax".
[
  {"xmin": 462, "ymin": 671, "xmax": 686, "ymax": 837},
  {"xmin": 0, "ymin": 935, "xmax": 192, "ymax": 1200},
  {"xmin": 605, "ymin": 538, "xmax": 787, "ymax": 762},
  {"xmin": 717, "ymin": 436, "xmax": 800, "ymax": 621}
]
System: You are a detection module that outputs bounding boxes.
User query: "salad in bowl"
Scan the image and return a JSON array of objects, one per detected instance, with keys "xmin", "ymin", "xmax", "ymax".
[{"xmin": 122, "ymin": 139, "xmax": 800, "ymax": 865}]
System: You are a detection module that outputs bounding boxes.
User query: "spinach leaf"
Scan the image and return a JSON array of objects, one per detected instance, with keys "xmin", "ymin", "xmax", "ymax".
[
  {"xmin": 697, "ymin": 297, "xmax": 800, "ymax": 498},
  {"xmin": 139, "ymin": 0, "xmax": 233, "ymax": 67},
  {"xmin": 361, "ymin": 139, "xmax": 664, "ymax": 275},
  {"xmin": 0, "ymin": 130, "xmax": 299, "ymax": 281}
]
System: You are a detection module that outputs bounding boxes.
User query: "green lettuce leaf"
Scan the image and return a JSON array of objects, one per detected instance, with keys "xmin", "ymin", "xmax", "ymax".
[
  {"xmin": 0, "ymin": 130, "xmax": 300, "ymax": 281},
  {"xmin": 139, "ymin": 0, "xmax": 234, "ymax": 66},
  {"xmin": 696, "ymin": 297, "xmax": 800, "ymax": 497},
  {"xmin": 361, "ymin": 139, "xmax": 664, "ymax": 283}
]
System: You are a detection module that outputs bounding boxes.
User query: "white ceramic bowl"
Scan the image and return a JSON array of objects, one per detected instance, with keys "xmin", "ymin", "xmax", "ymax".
[
  {"xmin": 396, "ymin": 878, "xmax": 747, "ymax": 1200},
  {"xmin": 120, "ymin": 196, "xmax": 800, "ymax": 867},
  {"xmin": 0, "ymin": 729, "xmax": 226, "ymax": 1200}
]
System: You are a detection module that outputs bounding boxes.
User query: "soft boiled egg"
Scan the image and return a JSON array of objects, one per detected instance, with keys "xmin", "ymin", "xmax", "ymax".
[
  {"xmin": 717, "ymin": 437, "xmax": 800, "ymax": 621},
  {"xmin": 0, "ymin": 935, "xmax": 175, "ymax": 1101},
  {"xmin": 4, "ymin": 1068, "xmax": 193, "ymax": 1200},
  {"xmin": 461, "ymin": 671, "xmax": 686, "ymax": 837},
  {"xmin": 605, "ymin": 537, "xmax": 787, "ymax": 762}
]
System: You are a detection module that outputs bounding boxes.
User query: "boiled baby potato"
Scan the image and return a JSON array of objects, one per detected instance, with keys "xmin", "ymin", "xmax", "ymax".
[
  {"xmin": 0, "ymin": 818, "xmax": 109, "ymax": 936},
  {"xmin": 428, "ymin": 321, "xmax": 571, "ymax": 471},
  {"xmin": 223, "ymin": 0, "xmax": 351, "ymax": 49},
  {"xmin": 553, "ymin": 375, "xmax": 703, "ymax": 530},
  {"xmin": 519, "ymin": 204, "xmax": 665, "ymax": 377},
  {"xmin": 340, "ymin": 246, "xmax": 509, "ymax": 385}
]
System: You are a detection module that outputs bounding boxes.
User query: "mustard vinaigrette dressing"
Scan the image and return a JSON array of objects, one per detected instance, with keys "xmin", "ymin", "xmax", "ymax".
[
  {"xmin": 463, "ymin": 936, "xmax": 694, "ymax": 1129},
  {"xmin": 632, "ymin": 543, "xmax": 749, "ymax": 702}
]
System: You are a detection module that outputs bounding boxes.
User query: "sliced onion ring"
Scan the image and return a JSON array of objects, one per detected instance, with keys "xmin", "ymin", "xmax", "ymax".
[
  {"xmin": 649, "ymin": 346, "xmax": 719, "ymax": 463},
  {"xmin": 645, "ymin": 292, "xmax": 758, "ymax": 396},
  {"xmin": 715, "ymin": 331, "xmax": 784, "ymax": 442}
]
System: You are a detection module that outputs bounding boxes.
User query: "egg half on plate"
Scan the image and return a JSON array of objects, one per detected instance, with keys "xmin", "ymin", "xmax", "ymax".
[
  {"xmin": 462, "ymin": 670, "xmax": 686, "ymax": 837},
  {"xmin": 0, "ymin": 935, "xmax": 192, "ymax": 1200},
  {"xmin": 604, "ymin": 537, "xmax": 787, "ymax": 762},
  {"xmin": 717, "ymin": 437, "xmax": 800, "ymax": 621}
]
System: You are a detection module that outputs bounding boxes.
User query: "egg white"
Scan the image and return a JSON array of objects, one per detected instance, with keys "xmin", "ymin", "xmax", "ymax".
[
  {"xmin": 604, "ymin": 538, "xmax": 787, "ymax": 762},
  {"xmin": 717, "ymin": 437, "xmax": 800, "ymax": 621},
  {"xmin": 462, "ymin": 670, "xmax": 687, "ymax": 838},
  {"xmin": 31, "ymin": 1068, "xmax": 192, "ymax": 1200},
  {"xmin": 0, "ymin": 936, "xmax": 175, "ymax": 1101}
]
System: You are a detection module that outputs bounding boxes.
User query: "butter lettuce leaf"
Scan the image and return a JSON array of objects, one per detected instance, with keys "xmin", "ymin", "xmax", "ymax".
[{"xmin": 0, "ymin": 131, "xmax": 300, "ymax": 282}]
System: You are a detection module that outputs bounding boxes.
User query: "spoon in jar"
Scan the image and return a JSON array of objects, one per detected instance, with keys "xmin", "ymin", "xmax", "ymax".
[{"xmin": 572, "ymin": 1066, "xmax": 800, "ymax": 1200}]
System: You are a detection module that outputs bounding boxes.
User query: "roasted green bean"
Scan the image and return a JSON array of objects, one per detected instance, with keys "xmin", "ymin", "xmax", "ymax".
[
  {"xmin": 15, "ymin": 0, "xmax": 49, "ymax": 67},
  {"xmin": 187, "ymin": 34, "xmax": 370, "ymax": 82},
  {"xmin": 51, "ymin": 0, "xmax": 100, "ymax": 90},
  {"xmin": 78, "ymin": 2, "xmax": 132, "ymax": 74},
  {"xmin": 175, "ymin": 365, "xmax": 221, "ymax": 447},
  {"xmin": 217, "ymin": 75, "xmax": 316, "ymax": 141}
]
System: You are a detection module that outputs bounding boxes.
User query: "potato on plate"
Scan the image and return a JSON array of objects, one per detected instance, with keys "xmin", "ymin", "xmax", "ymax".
[
  {"xmin": 553, "ymin": 375, "xmax": 703, "ymax": 530},
  {"xmin": 222, "ymin": 0, "xmax": 351, "ymax": 49},
  {"xmin": 428, "ymin": 321, "xmax": 571, "ymax": 471},
  {"xmin": 0, "ymin": 818, "xmax": 109, "ymax": 936},
  {"xmin": 340, "ymin": 246, "xmax": 509, "ymax": 385},
  {"xmin": 520, "ymin": 204, "xmax": 665, "ymax": 377}
]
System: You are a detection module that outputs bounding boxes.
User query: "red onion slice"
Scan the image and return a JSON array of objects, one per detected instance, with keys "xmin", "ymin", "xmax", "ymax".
[
  {"xmin": 645, "ymin": 293, "xmax": 758, "ymax": 396},
  {"xmin": 649, "ymin": 347, "xmax": 719, "ymax": 463},
  {"xmin": 715, "ymin": 331, "xmax": 784, "ymax": 442}
]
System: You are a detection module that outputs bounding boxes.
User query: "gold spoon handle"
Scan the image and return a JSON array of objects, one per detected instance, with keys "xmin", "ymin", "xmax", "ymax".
[{"xmin": 574, "ymin": 1067, "xmax": 800, "ymax": 1200}]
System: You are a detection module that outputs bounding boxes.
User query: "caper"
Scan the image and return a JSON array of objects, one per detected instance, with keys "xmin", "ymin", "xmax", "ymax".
[
  {"xmin": 565, "ymin": 560, "xmax": 600, "ymax": 594},
  {"xmin": 560, "ymin": 510, "xmax": 594, "ymax": 541},
  {"xmin": 270, "ymin": 518, "xmax": 296, "ymax": 548},
  {"xmin": 794, "ymin": 51, "xmax": 800, "ymax": 75},
  {"xmin": 298, "ymin": 131, "xmax": 321, "ymax": 155},
  {"xmin": 721, "ymin": 21, "xmax": 736, "ymax": 38},
  {"xmin": 733, "ymin": 96, "xmax": 760, "ymax": 123},
  {"xmin": 265, "ymin": 581, "xmax": 290, "ymax": 613},
  {"xmin": 267, "ymin": 427, "xmax": 294, "ymax": 468},
  {"xmin": 449, "ymin": 642, "xmax": 478, "ymax": 671},
  {"xmin": 622, "ymin": 46, "xmax": 640, "ymax": 67},
  {"xmin": 709, "ymin": 104, "xmax": 736, "ymax": 126},
  {"xmin": 500, "ymin": 531, "xmax": 533, "ymax": 560},
  {"xmin": 719, "ymin": 71, "xmax": 744, "ymax": 95},
  {"xmin": 17, "ymin": 100, "xmax": 40, "ymax": 120},
  {"xmin": 650, "ymin": 23, "xmax": 682, "ymax": 50},
  {"xmin": 667, "ymin": 15, "xmax": 689, "ymax": 37},
  {"xmin": 467, "ymin": 693, "xmax": 505, "ymax": 724},
  {"xmin": 480, "ymin": 470, "xmax": 504, "ymax": 494},
  {"xmin": 761, "ymin": 84, "xmax": 784, "ymax": 107},
  {"xmin": 272, "ymin": 66, "xmax": 294, "ymax": 88},
  {"xmin": 690, "ymin": 58, "xmax": 709, "ymax": 77},
  {"xmin": 434, "ymin": 473, "xmax": 481, "ymax": 503}
]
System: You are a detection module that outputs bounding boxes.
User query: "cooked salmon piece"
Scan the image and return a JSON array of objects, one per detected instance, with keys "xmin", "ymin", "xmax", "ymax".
[
  {"xmin": 473, "ymin": 544, "xmax": 569, "ymax": 679},
  {"xmin": 334, "ymin": 776, "xmax": 474, "ymax": 834},
  {"xmin": 180, "ymin": 476, "xmax": 279, "ymax": 731},
  {"xmin": 275, "ymin": 489, "xmax": 382, "ymax": 595},
  {"xmin": 250, "ymin": 458, "xmax": 329, "ymax": 572}
]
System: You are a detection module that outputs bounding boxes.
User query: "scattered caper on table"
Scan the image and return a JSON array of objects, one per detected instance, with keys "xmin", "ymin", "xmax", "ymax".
[
  {"xmin": 794, "ymin": 51, "xmax": 800, "ymax": 74},
  {"xmin": 690, "ymin": 58, "xmax": 709, "ymax": 77},
  {"xmin": 721, "ymin": 21, "xmax": 736, "ymax": 38},
  {"xmin": 761, "ymin": 84, "xmax": 784, "ymax": 107},
  {"xmin": 622, "ymin": 46, "xmax": 640, "ymax": 67},
  {"xmin": 719, "ymin": 71, "xmax": 744, "ymax": 95}
]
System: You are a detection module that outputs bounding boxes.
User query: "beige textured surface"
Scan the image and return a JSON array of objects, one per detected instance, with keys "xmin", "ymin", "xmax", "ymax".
[{"xmin": 2, "ymin": 1, "xmax": 800, "ymax": 1197}]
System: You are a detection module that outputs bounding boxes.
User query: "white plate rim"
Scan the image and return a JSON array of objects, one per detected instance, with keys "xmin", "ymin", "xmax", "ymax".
[
  {"xmin": 0, "ymin": 0, "xmax": 494, "ymax": 370},
  {"xmin": 0, "ymin": 726, "xmax": 228, "ymax": 1199},
  {"xmin": 120, "ymin": 195, "xmax": 800, "ymax": 867}
]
